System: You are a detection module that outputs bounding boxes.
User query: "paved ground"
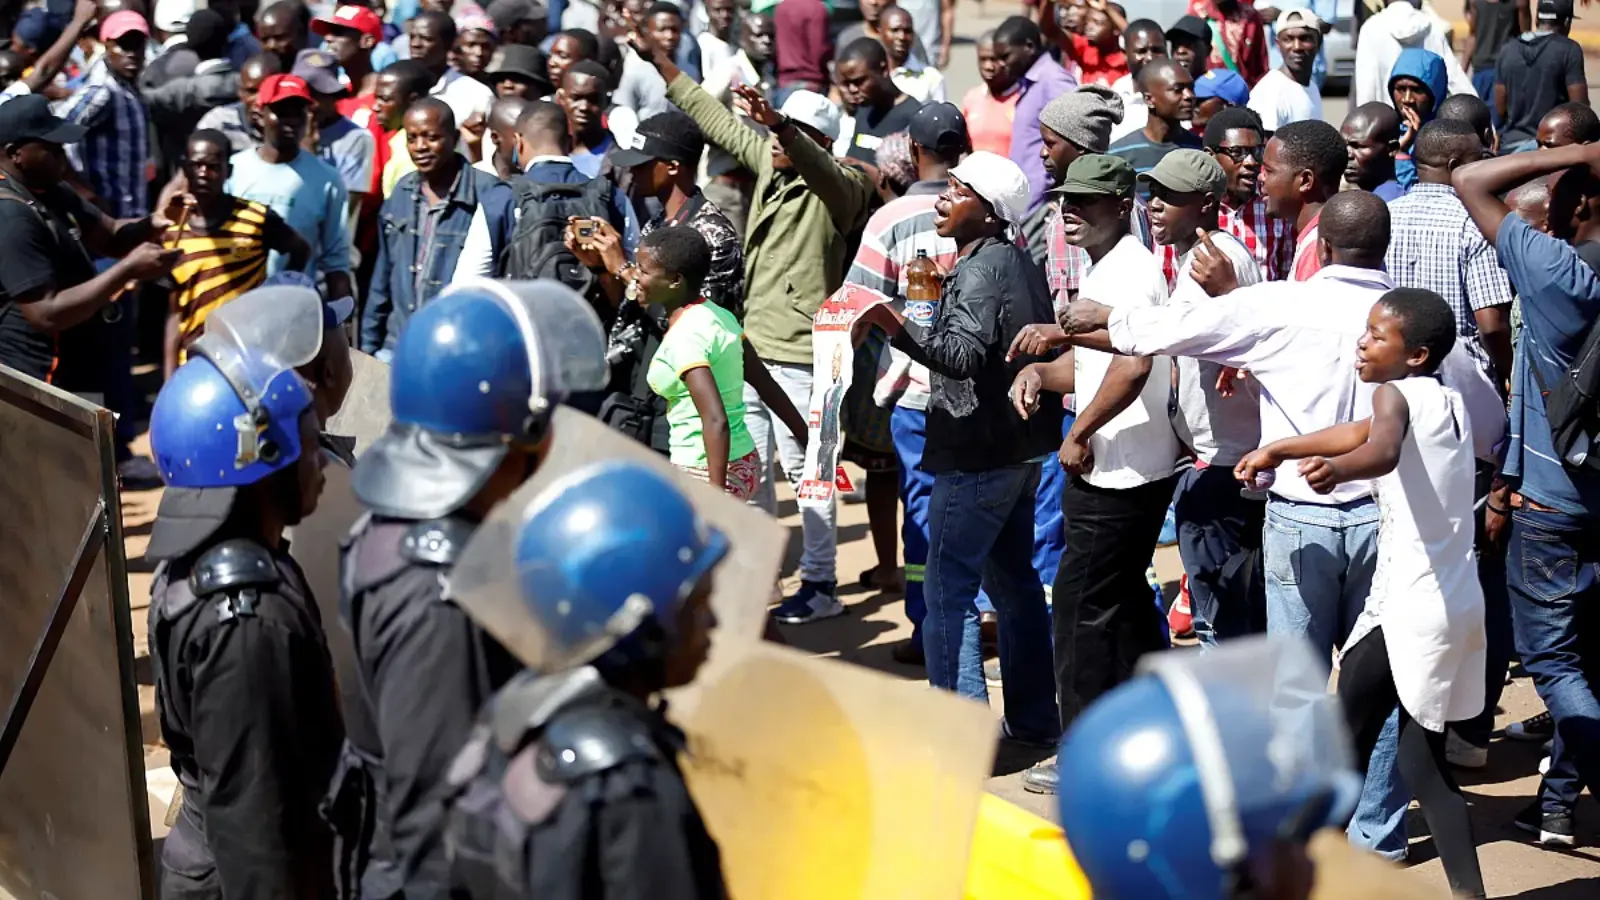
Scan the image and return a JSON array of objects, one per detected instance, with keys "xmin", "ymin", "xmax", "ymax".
[{"xmin": 115, "ymin": 2, "xmax": 1600, "ymax": 895}]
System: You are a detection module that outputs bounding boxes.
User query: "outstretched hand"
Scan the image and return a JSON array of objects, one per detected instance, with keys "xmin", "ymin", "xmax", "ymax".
[
  {"xmin": 1008, "ymin": 323, "xmax": 1070, "ymax": 361},
  {"xmin": 733, "ymin": 84, "xmax": 784, "ymax": 129}
]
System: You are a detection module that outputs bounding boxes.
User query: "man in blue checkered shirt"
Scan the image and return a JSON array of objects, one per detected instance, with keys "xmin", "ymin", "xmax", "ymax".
[
  {"xmin": 57, "ymin": 10, "xmax": 157, "ymax": 484},
  {"xmin": 1384, "ymin": 117, "xmax": 1515, "ymax": 386}
]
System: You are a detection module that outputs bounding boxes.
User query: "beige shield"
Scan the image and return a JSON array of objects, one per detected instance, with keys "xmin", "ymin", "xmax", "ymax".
[
  {"xmin": 287, "ymin": 350, "xmax": 393, "ymax": 693},
  {"xmin": 673, "ymin": 642, "xmax": 1000, "ymax": 900}
]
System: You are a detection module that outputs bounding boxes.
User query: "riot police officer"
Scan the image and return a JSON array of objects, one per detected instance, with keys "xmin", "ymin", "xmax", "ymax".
[
  {"xmin": 1055, "ymin": 636, "xmax": 1368, "ymax": 900},
  {"xmin": 443, "ymin": 460, "xmax": 730, "ymax": 900},
  {"xmin": 144, "ymin": 324, "xmax": 343, "ymax": 899},
  {"xmin": 332, "ymin": 280, "xmax": 608, "ymax": 898}
]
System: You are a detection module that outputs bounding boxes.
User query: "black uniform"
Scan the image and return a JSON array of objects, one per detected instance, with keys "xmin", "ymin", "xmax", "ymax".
[
  {"xmin": 444, "ymin": 668, "xmax": 728, "ymax": 900},
  {"xmin": 149, "ymin": 537, "xmax": 345, "ymax": 900},
  {"xmin": 331, "ymin": 514, "xmax": 522, "ymax": 899}
]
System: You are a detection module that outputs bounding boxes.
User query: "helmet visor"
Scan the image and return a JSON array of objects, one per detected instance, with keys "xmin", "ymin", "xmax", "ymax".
[{"xmin": 439, "ymin": 278, "xmax": 610, "ymax": 412}]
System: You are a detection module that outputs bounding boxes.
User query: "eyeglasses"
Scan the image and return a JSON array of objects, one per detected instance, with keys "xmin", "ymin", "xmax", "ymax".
[{"xmin": 1213, "ymin": 145, "xmax": 1264, "ymax": 162}]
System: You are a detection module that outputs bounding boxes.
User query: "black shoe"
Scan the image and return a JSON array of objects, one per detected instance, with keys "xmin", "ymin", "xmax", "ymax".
[
  {"xmin": 890, "ymin": 638, "xmax": 924, "ymax": 666},
  {"xmin": 1505, "ymin": 711, "xmax": 1554, "ymax": 742},
  {"xmin": 117, "ymin": 455, "xmax": 164, "ymax": 491},
  {"xmin": 1021, "ymin": 762, "xmax": 1059, "ymax": 794},
  {"xmin": 1515, "ymin": 799, "xmax": 1576, "ymax": 847}
]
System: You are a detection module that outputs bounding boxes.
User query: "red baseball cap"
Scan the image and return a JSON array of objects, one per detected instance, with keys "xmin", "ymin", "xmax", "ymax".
[
  {"xmin": 99, "ymin": 10, "xmax": 150, "ymax": 42},
  {"xmin": 310, "ymin": 4, "xmax": 384, "ymax": 41},
  {"xmin": 256, "ymin": 73, "xmax": 314, "ymax": 106}
]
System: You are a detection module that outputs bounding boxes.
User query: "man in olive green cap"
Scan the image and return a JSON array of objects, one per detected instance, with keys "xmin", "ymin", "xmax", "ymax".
[{"xmin": 1009, "ymin": 152, "xmax": 1186, "ymax": 795}]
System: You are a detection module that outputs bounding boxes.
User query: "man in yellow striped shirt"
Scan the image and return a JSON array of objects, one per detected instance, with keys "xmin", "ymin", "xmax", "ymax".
[{"xmin": 163, "ymin": 128, "xmax": 310, "ymax": 377}]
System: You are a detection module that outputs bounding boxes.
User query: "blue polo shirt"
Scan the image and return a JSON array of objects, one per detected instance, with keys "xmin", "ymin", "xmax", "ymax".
[{"xmin": 1498, "ymin": 213, "xmax": 1600, "ymax": 515}]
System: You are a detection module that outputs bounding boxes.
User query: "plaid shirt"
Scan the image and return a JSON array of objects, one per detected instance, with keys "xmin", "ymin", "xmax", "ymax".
[
  {"xmin": 1219, "ymin": 195, "xmax": 1294, "ymax": 282},
  {"xmin": 1045, "ymin": 197, "xmax": 1155, "ymax": 309},
  {"xmin": 1384, "ymin": 182, "xmax": 1513, "ymax": 374},
  {"xmin": 60, "ymin": 62, "xmax": 148, "ymax": 218}
]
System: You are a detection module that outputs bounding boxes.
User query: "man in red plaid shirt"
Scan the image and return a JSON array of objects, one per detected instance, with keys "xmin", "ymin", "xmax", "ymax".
[{"xmin": 1201, "ymin": 107, "xmax": 1295, "ymax": 280}]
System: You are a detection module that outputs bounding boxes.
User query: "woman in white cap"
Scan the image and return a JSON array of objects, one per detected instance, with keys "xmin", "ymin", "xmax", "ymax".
[{"xmin": 854, "ymin": 150, "xmax": 1064, "ymax": 747}]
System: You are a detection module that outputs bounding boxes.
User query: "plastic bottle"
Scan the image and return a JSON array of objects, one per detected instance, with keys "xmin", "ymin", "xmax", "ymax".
[{"xmin": 904, "ymin": 249, "xmax": 943, "ymax": 327}]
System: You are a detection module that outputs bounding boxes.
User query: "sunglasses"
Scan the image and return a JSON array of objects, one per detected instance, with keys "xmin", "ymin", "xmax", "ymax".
[{"xmin": 1212, "ymin": 145, "xmax": 1264, "ymax": 162}]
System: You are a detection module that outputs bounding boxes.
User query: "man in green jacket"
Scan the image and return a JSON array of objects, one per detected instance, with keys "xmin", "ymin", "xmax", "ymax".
[{"xmin": 632, "ymin": 29, "xmax": 876, "ymax": 623}]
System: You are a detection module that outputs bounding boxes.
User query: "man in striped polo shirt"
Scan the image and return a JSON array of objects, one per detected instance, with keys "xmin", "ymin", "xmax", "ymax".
[{"xmin": 846, "ymin": 102, "xmax": 968, "ymax": 666}]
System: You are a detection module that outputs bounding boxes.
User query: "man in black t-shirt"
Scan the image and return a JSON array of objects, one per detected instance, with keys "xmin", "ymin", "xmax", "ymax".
[
  {"xmin": 1494, "ymin": 0, "xmax": 1587, "ymax": 149},
  {"xmin": 0, "ymin": 96, "xmax": 178, "ymax": 436},
  {"xmin": 1110, "ymin": 58, "xmax": 1201, "ymax": 200},
  {"xmin": 835, "ymin": 37, "xmax": 922, "ymax": 166}
]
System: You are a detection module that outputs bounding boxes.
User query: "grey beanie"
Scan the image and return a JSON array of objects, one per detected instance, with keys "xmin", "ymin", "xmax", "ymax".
[{"xmin": 1039, "ymin": 85, "xmax": 1125, "ymax": 154}]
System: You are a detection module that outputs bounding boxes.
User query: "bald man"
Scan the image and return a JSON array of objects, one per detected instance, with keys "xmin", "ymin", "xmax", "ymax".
[
  {"xmin": 256, "ymin": 1, "xmax": 305, "ymax": 71},
  {"xmin": 1341, "ymin": 102, "xmax": 1404, "ymax": 200},
  {"xmin": 481, "ymin": 95, "xmax": 532, "ymax": 179}
]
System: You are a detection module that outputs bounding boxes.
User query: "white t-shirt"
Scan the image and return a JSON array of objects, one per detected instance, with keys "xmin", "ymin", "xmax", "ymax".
[
  {"xmin": 1074, "ymin": 234, "xmax": 1181, "ymax": 489},
  {"xmin": 1247, "ymin": 68, "xmax": 1322, "ymax": 131},
  {"xmin": 1171, "ymin": 232, "xmax": 1265, "ymax": 466},
  {"xmin": 431, "ymin": 70, "xmax": 495, "ymax": 127}
]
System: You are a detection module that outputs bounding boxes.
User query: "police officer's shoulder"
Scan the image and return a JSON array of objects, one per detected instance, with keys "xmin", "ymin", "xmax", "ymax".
[
  {"xmin": 400, "ymin": 516, "xmax": 475, "ymax": 566},
  {"xmin": 536, "ymin": 699, "xmax": 665, "ymax": 784},
  {"xmin": 187, "ymin": 538, "xmax": 283, "ymax": 623}
]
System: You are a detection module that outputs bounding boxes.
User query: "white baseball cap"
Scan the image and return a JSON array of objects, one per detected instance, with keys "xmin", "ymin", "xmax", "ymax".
[
  {"xmin": 780, "ymin": 90, "xmax": 842, "ymax": 143},
  {"xmin": 1276, "ymin": 6, "xmax": 1326, "ymax": 32},
  {"xmin": 947, "ymin": 151, "xmax": 1032, "ymax": 227}
]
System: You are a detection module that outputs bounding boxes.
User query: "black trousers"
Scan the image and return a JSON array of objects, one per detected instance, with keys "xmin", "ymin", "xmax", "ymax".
[
  {"xmin": 1053, "ymin": 473, "xmax": 1178, "ymax": 731},
  {"xmin": 1339, "ymin": 628, "xmax": 1486, "ymax": 900}
]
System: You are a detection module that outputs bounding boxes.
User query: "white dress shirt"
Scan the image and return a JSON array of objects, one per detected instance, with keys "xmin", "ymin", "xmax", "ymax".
[{"xmin": 1107, "ymin": 265, "xmax": 1505, "ymax": 504}]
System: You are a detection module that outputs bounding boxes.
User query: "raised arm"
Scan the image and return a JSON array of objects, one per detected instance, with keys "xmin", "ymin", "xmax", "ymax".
[
  {"xmin": 22, "ymin": 0, "xmax": 95, "ymax": 94},
  {"xmin": 736, "ymin": 84, "xmax": 874, "ymax": 233},
  {"xmin": 1452, "ymin": 141, "xmax": 1599, "ymax": 243},
  {"xmin": 634, "ymin": 30, "xmax": 769, "ymax": 174}
]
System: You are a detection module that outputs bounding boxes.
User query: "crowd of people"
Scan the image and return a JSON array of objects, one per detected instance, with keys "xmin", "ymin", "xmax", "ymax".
[{"xmin": 2, "ymin": 0, "xmax": 1599, "ymax": 895}]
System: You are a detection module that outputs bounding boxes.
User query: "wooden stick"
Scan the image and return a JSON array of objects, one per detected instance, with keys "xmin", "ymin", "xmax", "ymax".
[{"xmin": 122, "ymin": 200, "xmax": 192, "ymax": 296}]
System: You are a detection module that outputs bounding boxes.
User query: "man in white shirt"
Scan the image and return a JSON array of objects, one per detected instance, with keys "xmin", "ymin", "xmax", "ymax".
[
  {"xmin": 696, "ymin": 0, "xmax": 738, "ymax": 77},
  {"xmin": 1248, "ymin": 6, "xmax": 1325, "ymax": 130},
  {"xmin": 412, "ymin": 11, "xmax": 496, "ymax": 130},
  {"xmin": 883, "ymin": 5, "xmax": 946, "ymax": 103},
  {"xmin": 1009, "ymin": 154, "xmax": 1182, "ymax": 796}
]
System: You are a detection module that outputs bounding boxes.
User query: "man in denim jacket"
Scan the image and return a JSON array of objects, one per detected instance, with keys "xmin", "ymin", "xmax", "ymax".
[{"xmin": 362, "ymin": 98, "xmax": 513, "ymax": 356}]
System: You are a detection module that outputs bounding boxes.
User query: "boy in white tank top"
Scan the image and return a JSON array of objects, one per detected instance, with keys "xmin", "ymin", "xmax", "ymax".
[{"xmin": 1234, "ymin": 287, "xmax": 1488, "ymax": 899}]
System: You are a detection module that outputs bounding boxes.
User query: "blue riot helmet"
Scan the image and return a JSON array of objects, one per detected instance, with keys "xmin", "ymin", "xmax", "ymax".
[
  {"xmin": 145, "ymin": 343, "xmax": 315, "ymax": 560},
  {"xmin": 351, "ymin": 279, "xmax": 609, "ymax": 520},
  {"xmin": 449, "ymin": 461, "xmax": 729, "ymax": 675},
  {"xmin": 1057, "ymin": 636, "xmax": 1363, "ymax": 900}
]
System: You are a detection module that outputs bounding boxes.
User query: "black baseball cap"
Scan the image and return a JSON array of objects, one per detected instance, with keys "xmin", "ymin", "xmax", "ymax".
[
  {"xmin": 1538, "ymin": 0, "xmax": 1574, "ymax": 20},
  {"xmin": 1166, "ymin": 15, "xmax": 1210, "ymax": 43},
  {"xmin": 0, "ymin": 94, "xmax": 86, "ymax": 146},
  {"xmin": 609, "ymin": 110, "xmax": 703, "ymax": 168},
  {"xmin": 909, "ymin": 102, "xmax": 970, "ymax": 154}
]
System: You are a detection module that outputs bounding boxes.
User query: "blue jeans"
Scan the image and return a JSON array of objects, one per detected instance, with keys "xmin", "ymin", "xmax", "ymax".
[
  {"xmin": 924, "ymin": 461, "xmax": 1059, "ymax": 740},
  {"xmin": 1033, "ymin": 413, "xmax": 1071, "ymax": 590},
  {"xmin": 1263, "ymin": 496, "xmax": 1400, "ymax": 852},
  {"xmin": 1506, "ymin": 505, "xmax": 1600, "ymax": 814},
  {"xmin": 891, "ymin": 406, "xmax": 934, "ymax": 642},
  {"xmin": 1174, "ymin": 464, "xmax": 1266, "ymax": 646},
  {"xmin": 1263, "ymin": 496, "xmax": 1379, "ymax": 656},
  {"xmin": 1459, "ymin": 464, "xmax": 1516, "ymax": 747},
  {"xmin": 1349, "ymin": 709, "xmax": 1410, "ymax": 859}
]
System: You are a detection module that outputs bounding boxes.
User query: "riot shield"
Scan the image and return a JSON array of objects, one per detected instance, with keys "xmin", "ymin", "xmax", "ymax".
[
  {"xmin": 452, "ymin": 405, "xmax": 788, "ymax": 668},
  {"xmin": 287, "ymin": 350, "xmax": 393, "ymax": 700},
  {"xmin": 673, "ymin": 642, "xmax": 1000, "ymax": 900},
  {"xmin": 0, "ymin": 366, "xmax": 154, "ymax": 900}
]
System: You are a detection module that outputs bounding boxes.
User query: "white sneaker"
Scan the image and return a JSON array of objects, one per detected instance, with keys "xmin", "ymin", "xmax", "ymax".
[
  {"xmin": 1445, "ymin": 730, "xmax": 1488, "ymax": 769},
  {"xmin": 1539, "ymin": 755, "xmax": 1551, "ymax": 776}
]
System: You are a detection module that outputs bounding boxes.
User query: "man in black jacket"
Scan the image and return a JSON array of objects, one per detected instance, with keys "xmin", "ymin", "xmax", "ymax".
[
  {"xmin": 855, "ymin": 149, "xmax": 1062, "ymax": 746},
  {"xmin": 145, "ymin": 9, "xmax": 238, "ymax": 184}
]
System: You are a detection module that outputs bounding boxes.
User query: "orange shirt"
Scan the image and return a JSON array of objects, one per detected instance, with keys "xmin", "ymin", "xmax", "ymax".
[{"xmin": 961, "ymin": 84, "xmax": 1020, "ymax": 158}]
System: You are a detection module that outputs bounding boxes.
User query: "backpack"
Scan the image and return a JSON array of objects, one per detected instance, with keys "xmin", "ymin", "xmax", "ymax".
[
  {"xmin": 499, "ymin": 176, "xmax": 617, "ymax": 297},
  {"xmin": 1527, "ymin": 321, "xmax": 1600, "ymax": 473}
]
